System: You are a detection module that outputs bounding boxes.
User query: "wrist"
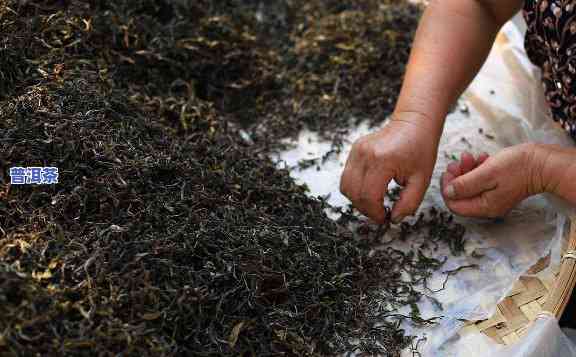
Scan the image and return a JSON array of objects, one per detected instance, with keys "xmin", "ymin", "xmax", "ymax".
[
  {"xmin": 390, "ymin": 109, "xmax": 445, "ymax": 141},
  {"xmin": 529, "ymin": 143, "xmax": 576, "ymax": 198},
  {"xmin": 526, "ymin": 143, "xmax": 551, "ymax": 195}
]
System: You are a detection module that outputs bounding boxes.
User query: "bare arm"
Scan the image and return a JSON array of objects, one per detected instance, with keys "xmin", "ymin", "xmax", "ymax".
[{"xmin": 395, "ymin": 0, "xmax": 524, "ymax": 136}]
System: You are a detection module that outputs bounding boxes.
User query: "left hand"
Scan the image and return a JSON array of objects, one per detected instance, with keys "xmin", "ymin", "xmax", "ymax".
[{"xmin": 441, "ymin": 143, "xmax": 543, "ymax": 218}]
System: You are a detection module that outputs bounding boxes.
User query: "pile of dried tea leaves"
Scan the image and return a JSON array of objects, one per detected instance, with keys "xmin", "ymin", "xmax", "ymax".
[{"xmin": 0, "ymin": 1, "xmax": 471, "ymax": 356}]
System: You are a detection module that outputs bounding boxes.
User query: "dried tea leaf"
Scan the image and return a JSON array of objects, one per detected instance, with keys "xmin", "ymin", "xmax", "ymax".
[
  {"xmin": 141, "ymin": 312, "xmax": 162, "ymax": 321},
  {"xmin": 228, "ymin": 321, "xmax": 245, "ymax": 348}
]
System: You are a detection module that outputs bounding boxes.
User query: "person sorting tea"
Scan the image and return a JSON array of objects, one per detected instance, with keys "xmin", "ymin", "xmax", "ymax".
[{"xmin": 340, "ymin": 0, "xmax": 576, "ymax": 223}]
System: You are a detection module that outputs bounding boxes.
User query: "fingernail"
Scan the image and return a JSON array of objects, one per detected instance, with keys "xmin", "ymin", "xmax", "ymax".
[
  {"xmin": 391, "ymin": 214, "xmax": 404, "ymax": 224},
  {"xmin": 445, "ymin": 184, "xmax": 455, "ymax": 199}
]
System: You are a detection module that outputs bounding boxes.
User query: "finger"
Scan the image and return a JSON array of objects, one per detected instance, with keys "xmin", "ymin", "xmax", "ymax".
[
  {"xmin": 441, "ymin": 171, "xmax": 458, "ymax": 205},
  {"xmin": 391, "ymin": 175, "xmax": 427, "ymax": 223},
  {"xmin": 445, "ymin": 194, "xmax": 491, "ymax": 218},
  {"xmin": 340, "ymin": 148, "xmax": 366, "ymax": 201},
  {"xmin": 443, "ymin": 164, "xmax": 497, "ymax": 200},
  {"xmin": 477, "ymin": 152, "xmax": 490, "ymax": 165},
  {"xmin": 441, "ymin": 171, "xmax": 456, "ymax": 195},
  {"xmin": 444, "ymin": 188, "xmax": 508, "ymax": 218},
  {"xmin": 460, "ymin": 151, "xmax": 476, "ymax": 174},
  {"xmin": 357, "ymin": 169, "xmax": 392, "ymax": 223},
  {"xmin": 447, "ymin": 162, "xmax": 461, "ymax": 176}
]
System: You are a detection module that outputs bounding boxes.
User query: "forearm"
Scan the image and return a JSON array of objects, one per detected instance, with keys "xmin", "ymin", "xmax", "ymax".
[{"xmin": 394, "ymin": 0, "xmax": 521, "ymax": 137}]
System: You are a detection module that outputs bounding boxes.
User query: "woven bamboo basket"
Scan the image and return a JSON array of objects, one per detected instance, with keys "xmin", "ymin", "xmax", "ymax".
[{"xmin": 459, "ymin": 216, "xmax": 576, "ymax": 345}]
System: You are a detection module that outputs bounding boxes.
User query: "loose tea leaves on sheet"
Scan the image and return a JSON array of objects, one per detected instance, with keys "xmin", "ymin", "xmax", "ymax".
[{"xmin": 0, "ymin": 1, "xmax": 471, "ymax": 356}]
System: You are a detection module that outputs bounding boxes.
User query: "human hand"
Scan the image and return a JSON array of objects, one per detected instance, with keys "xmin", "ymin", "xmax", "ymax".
[
  {"xmin": 340, "ymin": 112, "xmax": 441, "ymax": 224},
  {"xmin": 441, "ymin": 143, "xmax": 544, "ymax": 218}
]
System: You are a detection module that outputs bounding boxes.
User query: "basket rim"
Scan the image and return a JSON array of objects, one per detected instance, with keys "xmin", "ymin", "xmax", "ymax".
[{"xmin": 541, "ymin": 215, "xmax": 576, "ymax": 318}]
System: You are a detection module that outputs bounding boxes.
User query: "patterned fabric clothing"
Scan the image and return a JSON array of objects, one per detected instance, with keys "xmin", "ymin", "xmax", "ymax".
[{"xmin": 523, "ymin": 0, "xmax": 576, "ymax": 139}]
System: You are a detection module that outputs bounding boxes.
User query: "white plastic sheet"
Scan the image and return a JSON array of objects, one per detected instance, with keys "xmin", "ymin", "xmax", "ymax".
[{"xmin": 274, "ymin": 13, "xmax": 576, "ymax": 357}]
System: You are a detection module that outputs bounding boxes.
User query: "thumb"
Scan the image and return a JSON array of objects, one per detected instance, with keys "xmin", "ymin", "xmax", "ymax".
[
  {"xmin": 444, "ymin": 165, "xmax": 496, "ymax": 200},
  {"xmin": 391, "ymin": 176, "xmax": 427, "ymax": 223}
]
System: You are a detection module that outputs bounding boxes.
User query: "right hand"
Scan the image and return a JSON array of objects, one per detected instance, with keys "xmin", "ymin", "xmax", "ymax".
[{"xmin": 339, "ymin": 111, "xmax": 441, "ymax": 224}]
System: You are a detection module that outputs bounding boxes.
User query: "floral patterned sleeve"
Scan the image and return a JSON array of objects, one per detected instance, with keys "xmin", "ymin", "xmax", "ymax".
[{"xmin": 524, "ymin": 0, "xmax": 576, "ymax": 139}]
